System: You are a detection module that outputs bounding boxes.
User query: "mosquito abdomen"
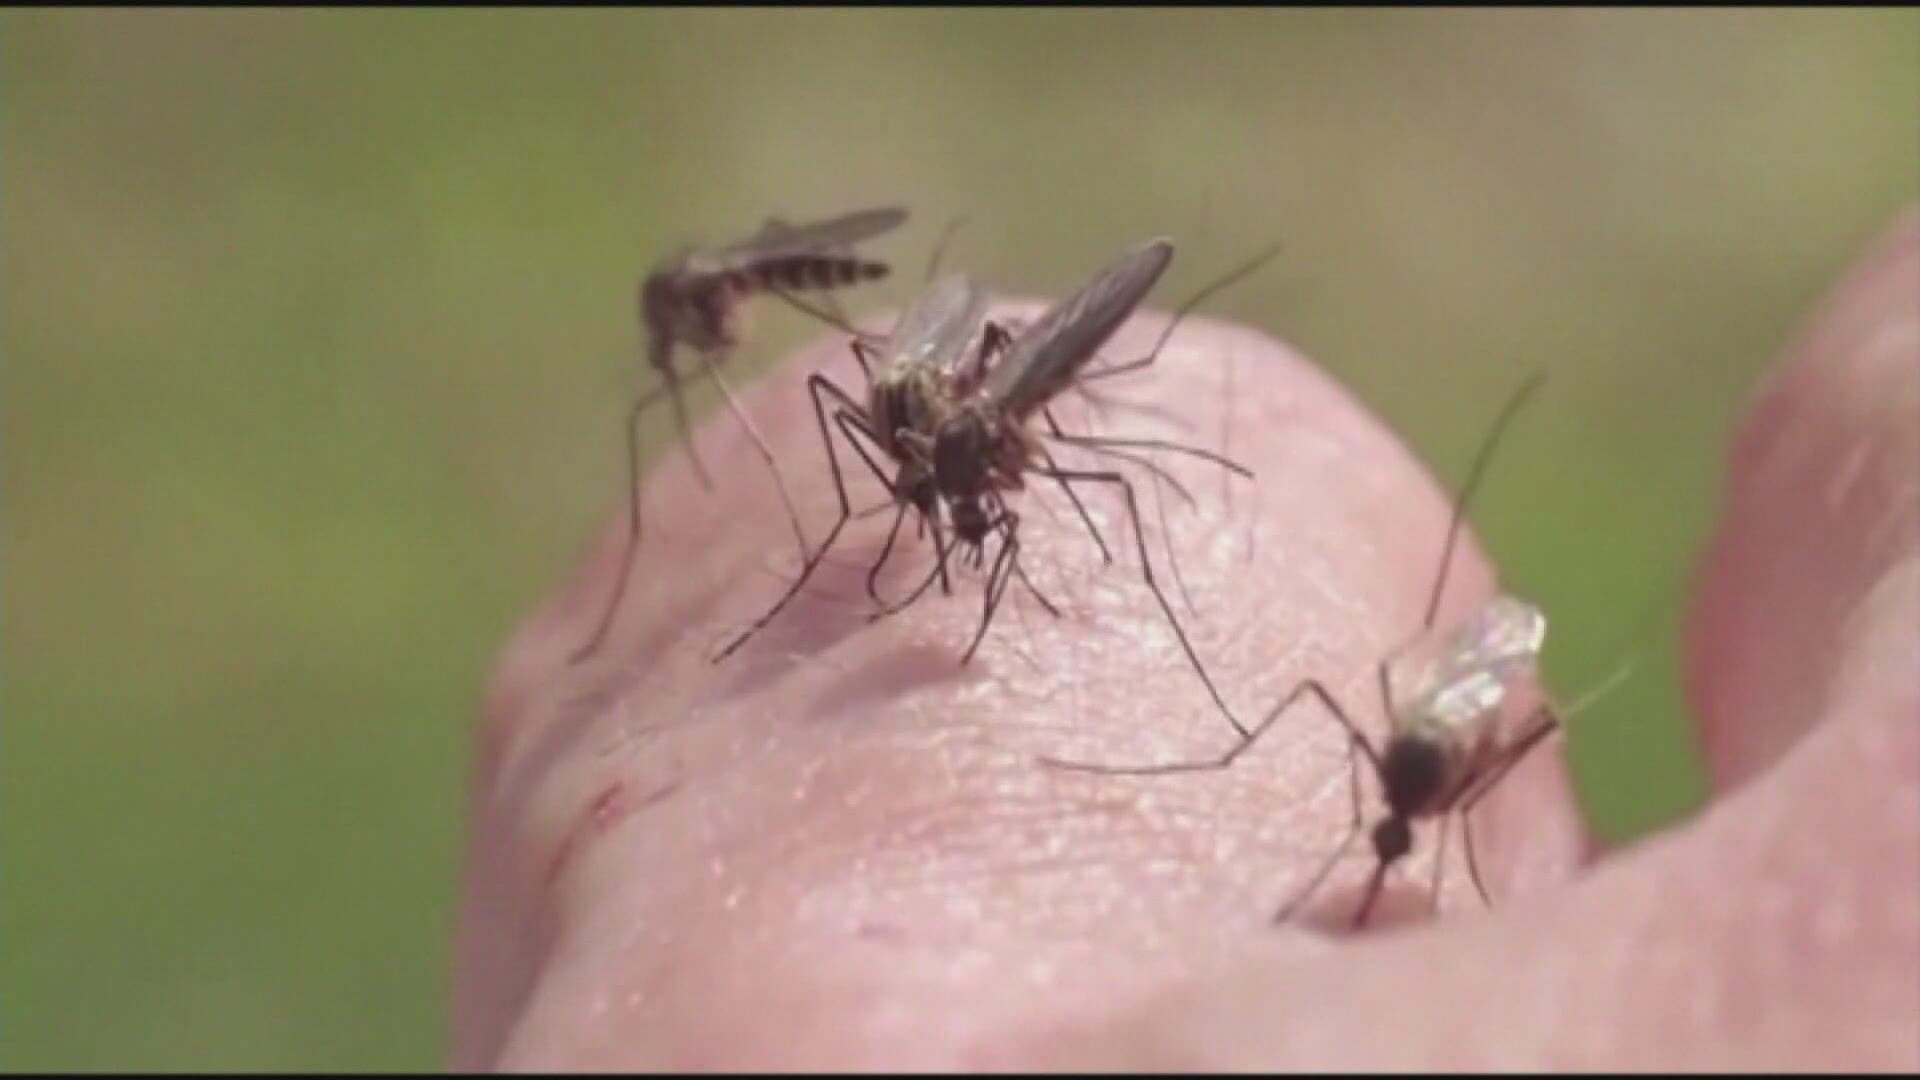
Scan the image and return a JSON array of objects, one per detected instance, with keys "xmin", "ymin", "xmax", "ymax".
[{"xmin": 740, "ymin": 254, "xmax": 889, "ymax": 294}]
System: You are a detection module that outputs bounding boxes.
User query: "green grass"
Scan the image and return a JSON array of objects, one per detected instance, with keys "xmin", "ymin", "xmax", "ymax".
[{"xmin": 4, "ymin": 8, "xmax": 1916, "ymax": 1069}]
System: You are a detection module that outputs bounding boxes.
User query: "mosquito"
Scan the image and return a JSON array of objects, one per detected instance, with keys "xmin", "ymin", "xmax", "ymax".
[
  {"xmin": 724, "ymin": 214, "xmax": 1069, "ymax": 610},
  {"xmin": 763, "ymin": 225, "xmax": 1249, "ymax": 621},
  {"xmin": 704, "ymin": 269, "xmax": 1047, "ymax": 664},
  {"xmin": 1040, "ymin": 369, "xmax": 1625, "ymax": 931},
  {"xmin": 850, "ymin": 238, "xmax": 1276, "ymax": 733},
  {"xmin": 570, "ymin": 205, "xmax": 909, "ymax": 665}
]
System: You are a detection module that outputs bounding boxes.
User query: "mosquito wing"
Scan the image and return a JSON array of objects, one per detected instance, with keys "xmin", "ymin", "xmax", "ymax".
[
  {"xmin": 979, "ymin": 237, "xmax": 1175, "ymax": 418},
  {"xmin": 1390, "ymin": 594, "xmax": 1548, "ymax": 739},
  {"xmin": 881, "ymin": 273, "xmax": 991, "ymax": 379},
  {"xmin": 708, "ymin": 206, "xmax": 911, "ymax": 267}
]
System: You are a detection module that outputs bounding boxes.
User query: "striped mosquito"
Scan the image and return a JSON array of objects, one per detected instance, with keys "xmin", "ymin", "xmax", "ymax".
[
  {"xmin": 570, "ymin": 205, "xmax": 909, "ymax": 665},
  {"xmin": 1041, "ymin": 370, "xmax": 1626, "ymax": 931},
  {"xmin": 716, "ymin": 238, "xmax": 1275, "ymax": 744}
]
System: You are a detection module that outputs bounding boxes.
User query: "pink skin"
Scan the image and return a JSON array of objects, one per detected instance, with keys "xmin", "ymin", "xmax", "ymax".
[{"xmin": 452, "ymin": 207, "xmax": 1920, "ymax": 1071}]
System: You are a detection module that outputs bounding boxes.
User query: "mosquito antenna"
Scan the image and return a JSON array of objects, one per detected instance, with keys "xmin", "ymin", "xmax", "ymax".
[
  {"xmin": 1420, "ymin": 369, "xmax": 1550, "ymax": 631},
  {"xmin": 1078, "ymin": 241, "xmax": 1284, "ymax": 385},
  {"xmin": 1559, "ymin": 655, "xmax": 1637, "ymax": 721},
  {"xmin": 1143, "ymin": 241, "xmax": 1285, "ymax": 367}
]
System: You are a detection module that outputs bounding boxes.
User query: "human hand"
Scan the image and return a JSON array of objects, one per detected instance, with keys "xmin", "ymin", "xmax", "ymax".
[{"xmin": 451, "ymin": 207, "xmax": 1918, "ymax": 1071}]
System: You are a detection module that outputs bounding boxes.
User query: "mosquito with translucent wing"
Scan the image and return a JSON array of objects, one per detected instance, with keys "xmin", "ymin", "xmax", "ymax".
[
  {"xmin": 1041, "ymin": 370, "xmax": 1635, "ymax": 931},
  {"xmin": 704, "ymin": 268, "xmax": 1032, "ymax": 657},
  {"xmin": 756, "ymin": 216, "xmax": 1148, "ymax": 615},
  {"xmin": 715, "ymin": 237, "xmax": 1280, "ymax": 745},
  {"xmin": 570, "ymin": 206, "xmax": 910, "ymax": 665},
  {"xmin": 865, "ymin": 240, "xmax": 1283, "ymax": 678}
]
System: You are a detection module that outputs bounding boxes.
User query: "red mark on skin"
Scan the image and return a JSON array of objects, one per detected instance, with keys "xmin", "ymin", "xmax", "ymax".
[{"xmin": 543, "ymin": 778, "xmax": 681, "ymax": 890}]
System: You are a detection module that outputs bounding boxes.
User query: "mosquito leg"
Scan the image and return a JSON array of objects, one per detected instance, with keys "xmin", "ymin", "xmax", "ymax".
[
  {"xmin": 865, "ymin": 532, "xmax": 959, "ymax": 623},
  {"xmin": 1035, "ymin": 416, "xmax": 1113, "ymax": 564},
  {"xmin": 1428, "ymin": 811, "xmax": 1453, "ymax": 913},
  {"xmin": 1273, "ymin": 726, "xmax": 1371, "ymax": 924},
  {"xmin": 711, "ymin": 375, "xmax": 880, "ymax": 662},
  {"xmin": 569, "ymin": 378, "xmax": 674, "ymax": 664},
  {"xmin": 1079, "ymin": 242, "xmax": 1283, "ymax": 385},
  {"xmin": 864, "ymin": 501, "xmax": 910, "ymax": 608},
  {"xmin": 1145, "ymin": 457, "xmax": 1197, "ymax": 617},
  {"xmin": 827, "ymin": 408, "xmax": 914, "ymax": 598},
  {"xmin": 1039, "ymin": 676, "xmax": 1380, "ymax": 777},
  {"xmin": 929, "ymin": 506, "xmax": 954, "ymax": 597},
  {"xmin": 961, "ymin": 525, "xmax": 1022, "ymax": 665},
  {"xmin": 1050, "ymin": 439, "xmax": 1200, "ymax": 510},
  {"xmin": 984, "ymin": 505, "xmax": 1061, "ymax": 620},
  {"xmin": 1045, "ymin": 422, "xmax": 1235, "ymax": 554},
  {"xmin": 1031, "ymin": 467, "xmax": 1243, "ymax": 739},
  {"xmin": 662, "ymin": 358, "xmax": 715, "ymax": 491},
  {"xmin": 767, "ymin": 285, "xmax": 882, "ymax": 346},
  {"xmin": 847, "ymin": 336, "xmax": 879, "ymax": 386},
  {"xmin": 1052, "ymin": 434, "xmax": 1252, "ymax": 481},
  {"xmin": 834, "ymin": 406, "xmax": 901, "ymax": 500},
  {"xmin": 1457, "ymin": 708, "xmax": 1562, "ymax": 907},
  {"xmin": 699, "ymin": 349, "xmax": 811, "ymax": 560},
  {"xmin": 1009, "ymin": 546, "xmax": 1062, "ymax": 619},
  {"xmin": 1350, "ymin": 858, "xmax": 1395, "ymax": 931}
]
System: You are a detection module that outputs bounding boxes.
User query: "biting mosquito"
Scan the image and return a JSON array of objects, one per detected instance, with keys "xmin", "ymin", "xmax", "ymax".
[
  {"xmin": 704, "ymin": 269, "xmax": 1041, "ymax": 663},
  {"xmin": 1040, "ymin": 370, "xmax": 1627, "ymax": 932},
  {"xmin": 722, "ymin": 213, "xmax": 1059, "ymax": 616},
  {"xmin": 570, "ymin": 205, "xmax": 909, "ymax": 665},
  {"xmin": 716, "ymin": 238, "xmax": 1275, "ymax": 745},
  {"xmin": 897, "ymin": 239, "xmax": 1281, "ymax": 712}
]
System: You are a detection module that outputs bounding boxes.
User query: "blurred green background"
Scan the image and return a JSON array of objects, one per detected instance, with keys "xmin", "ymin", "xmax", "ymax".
[{"xmin": 3, "ymin": 8, "xmax": 1914, "ymax": 1070}]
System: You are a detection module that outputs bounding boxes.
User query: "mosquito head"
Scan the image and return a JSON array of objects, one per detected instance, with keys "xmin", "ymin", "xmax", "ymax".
[
  {"xmin": 951, "ymin": 495, "xmax": 991, "ymax": 547},
  {"xmin": 640, "ymin": 252, "xmax": 742, "ymax": 354},
  {"xmin": 638, "ymin": 266, "xmax": 695, "ymax": 345},
  {"xmin": 1350, "ymin": 814, "xmax": 1415, "ymax": 931},
  {"xmin": 637, "ymin": 266, "xmax": 674, "ymax": 325},
  {"xmin": 1378, "ymin": 733, "xmax": 1448, "ymax": 821},
  {"xmin": 1370, "ymin": 814, "xmax": 1413, "ymax": 870}
]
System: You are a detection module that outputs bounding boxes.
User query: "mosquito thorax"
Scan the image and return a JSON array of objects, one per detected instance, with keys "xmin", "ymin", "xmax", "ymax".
[
  {"xmin": 640, "ymin": 269, "xmax": 700, "ymax": 344},
  {"xmin": 1378, "ymin": 734, "xmax": 1449, "ymax": 820},
  {"xmin": 931, "ymin": 410, "xmax": 993, "ymax": 498}
]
